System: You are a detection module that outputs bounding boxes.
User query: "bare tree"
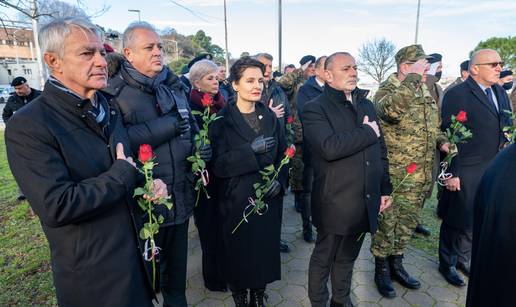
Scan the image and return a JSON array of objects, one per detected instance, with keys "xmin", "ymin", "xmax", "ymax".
[{"xmin": 358, "ymin": 38, "xmax": 396, "ymax": 84}]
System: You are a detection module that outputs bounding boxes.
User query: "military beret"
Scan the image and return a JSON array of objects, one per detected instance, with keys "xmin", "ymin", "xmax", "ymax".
[
  {"xmin": 11, "ymin": 77, "xmax": 27, "ymax": 87},
  {"xmin": 299, "ymin": 55, "xmax": 316, "ymax": 66},
  {"xmin": 428, "ymin": 53, "xmax": 442, "ymax": 64},
  {"xmin": 460, "ymin": 60, "xmax": 470, "ymax": 72},
  {"xmin": 395, "ymin": 44, "xmax": 432, "ymax": 65},
  {"xmin": 500, "ymin": 70, "xmax": 513, "ymax": 78},
  {"xmin": 188, "ymin": 53, "xmax": 213, "ymax": 69},
  {"xmin": 272, "ymin": 71, "xmax": 283, "ymax": 78}
]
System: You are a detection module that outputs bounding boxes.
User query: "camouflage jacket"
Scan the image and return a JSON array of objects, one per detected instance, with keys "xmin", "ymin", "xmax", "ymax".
[
  {"xmin": 278, "ymin": 68, "xmax": 307, "ymax": 143},
  {"xmin": 374, "ymin": 73, "xmax": 447, "ymax": 191}
]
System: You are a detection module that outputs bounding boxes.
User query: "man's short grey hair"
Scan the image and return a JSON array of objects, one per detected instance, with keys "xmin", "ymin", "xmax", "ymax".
[
  {"xmin": 325, "ymin": 52, "xmax": 352, "ymax": 70},
  {"xmin": 38, "ymin": 17, "xmax": 101, "ymax": 58},
  {"xmin": 123, "ymin": 21, "xmax": 158, "ymax": 49},
  {"xmin": 253, "ymin": 53, "xmax": 274, "ymax": 61},
  {"xmin": 189, "ymin": 60, "xmax": 219, "ymax": 85}
]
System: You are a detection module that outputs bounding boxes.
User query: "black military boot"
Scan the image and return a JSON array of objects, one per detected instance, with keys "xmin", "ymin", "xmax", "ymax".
[
  {"xmin": 374, "ymin": 257, "xmax": 396, "ymax": 298},
  {"xmin": 249, "ymin": 288, "xmax": 267, "ymax": 307},
  {"xmin": 415, "ymin": 224, "xmax": 431, "ymax": 236},
  {"xmin": 389, "ymin": 255, "xmax": 421, "ymax": 289},
  {"xmin": 231, "ymin": 289, "xmax": 248, "ymax": 307}
]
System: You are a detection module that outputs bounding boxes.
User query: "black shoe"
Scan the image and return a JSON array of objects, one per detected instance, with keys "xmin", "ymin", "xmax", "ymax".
[
  {"xmin": 231, "ymin": 289, "xmax": 248, "ymax": 307},
  {"xmin": 439, "ymin": 266, "xmax": 466, "ymax": 287},
  {"xmin": 249, "ymin": 288, "xmax": 267, "ymax": 307},
  {"xmin": 389, "ymin": 255, "xmax": 421, "ymax": 289},
  {"xmin": 414, "ymin": 224, "xmax": 431, "ymax": 236},
  {"xmin": 374, "ymin": 257, "xmax": 396, "ymax": 298},
  {"xmin": 456, "ymin": 262, "xmax": 470, "ymax": 277},
  {"xmin": 17, "ymin": 195, "xmax": 26, "ymax": 201},
  {"xmin": 302, "ymin": 224, "xmax": 315, "ymax": 243},
  {"xmin": 329, "ymin": 299, "xmax": 343, "ymax": 307},
  {"xmin": 279, "ymin": 240, "xmax": 290, "ymax": 253}
]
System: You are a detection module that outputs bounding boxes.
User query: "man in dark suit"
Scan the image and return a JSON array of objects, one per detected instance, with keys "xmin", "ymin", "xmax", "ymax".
[
  {"xmin": 303, "ymin": 52, "xmax": 392, "ymax": 307},
  {"xmin": 438, "ymin": 49, "xmax": 512, "ymax": 287},
  {"xmin": 295, "ymin": 55, "xmax": 327, "ymax": 243}
]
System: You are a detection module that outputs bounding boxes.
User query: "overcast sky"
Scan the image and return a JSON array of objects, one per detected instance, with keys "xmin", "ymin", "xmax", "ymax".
[{"xmin": 5, "ymin": 0, "xmax": 516, "ymax": 80}]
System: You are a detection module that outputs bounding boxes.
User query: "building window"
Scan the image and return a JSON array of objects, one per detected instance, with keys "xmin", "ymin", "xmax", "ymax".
[
  {"xmin": 7, "ymin": 69, "xmax": 12, "ymax": 76},
  {"xmin": 23, "ymin": 69, "xmax": 32, "ymax": 74}
]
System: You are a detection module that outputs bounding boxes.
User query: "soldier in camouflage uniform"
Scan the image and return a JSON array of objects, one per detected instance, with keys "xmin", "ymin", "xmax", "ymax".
[
  {"xmin": 277, "ymin": 55, "xmax": 316, "ymax": 211},
  {"xmin": 370, "ymin": 45, "xmax": 450, "ymax": 298}
]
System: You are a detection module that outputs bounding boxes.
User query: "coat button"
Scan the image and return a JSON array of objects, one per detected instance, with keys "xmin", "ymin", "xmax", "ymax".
[
  {"xmin": 366, "ymin": 194, "xmax": 371, "ymax": 199},
  {"xmin": 76, "ymin": 103, "xmax": 81, "ymax": 107},
  {"xmin": 111, "ymin": 111, "xmax": 116, "ymax": 115},
  {"xmin": 366, "ymin": 161, "xmax": 370, "ymax": 166}
]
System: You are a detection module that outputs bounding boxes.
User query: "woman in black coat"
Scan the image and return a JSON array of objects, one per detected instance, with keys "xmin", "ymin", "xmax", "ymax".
[
  {"xmin": 209, "ymin": 57, "xmax": 287, "ymax": 306},
  {"xmin": 188, "ymin": 59, "xmax": 227, "ymax": 292}
]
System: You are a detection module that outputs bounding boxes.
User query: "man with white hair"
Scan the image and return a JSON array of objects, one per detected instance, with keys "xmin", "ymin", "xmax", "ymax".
[
  {"xmin": 103, "ymin": 21, "xmax": 210, "ymax": 307},
  {"xmin": 5, "ymin": 17, "xmax": 161, "ymax": 306}
]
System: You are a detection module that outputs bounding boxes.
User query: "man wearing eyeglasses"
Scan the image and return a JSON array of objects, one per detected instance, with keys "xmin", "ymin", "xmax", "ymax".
[
  {"xmin": 371, "ymin": 44, "xmax": 450, "ymax": 298},
  {"xmin": 437, "ymin": 49, "xmax": 513, "ymax": 287}
]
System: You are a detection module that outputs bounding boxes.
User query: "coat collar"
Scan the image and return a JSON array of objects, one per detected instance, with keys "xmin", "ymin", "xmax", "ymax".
[
  {"xmin": 305, "ymin": 76, "xmax": 324, "ymax": 92},
  {"xmin": 465, "ymin": 76, "xmax": 499, "ymax": 118},
  {"xmin": 323, "ymin": 84, "xmax": 369, "ymax": 106},
  {"xmin": 225, "ymin": 101, "xmax": 276, "ymax": 142}
]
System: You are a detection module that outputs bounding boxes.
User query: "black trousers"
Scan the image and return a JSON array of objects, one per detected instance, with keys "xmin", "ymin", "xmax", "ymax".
[
  {"xmin": 308, "ymin": 229, "xmax": 364, "ymax": 307},
  {"xmin": 438, "ymin": 222, "xmax": 472, "ymax": 268},
  {"xmin": 156, "ymin": 221, "xmax": 189, "ymax": 307},
  {"xmin": 299, "ymin": 164, "xmax": 313, "ymax": 230}
]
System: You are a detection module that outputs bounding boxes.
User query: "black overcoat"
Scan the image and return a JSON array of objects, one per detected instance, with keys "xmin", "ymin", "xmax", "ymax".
[
  {"xmin": 209, "ymin": 101, "xmax": 287, "ymax": 289},
  {"xmin": 466, "ymin": 144, "xmax": 516, "ymax": 307},
  {"xmin": 302, "ymin": 85, "xmax": 392, "ymax": 235},
  {"xmin": 103, "ymin": 67, "xmax": 197, "ymax": 226},
  {"xmin": 5, "ymin": 81, "xmax": 153, "ymax": 307},
  {"xmin": 438, "ymin": 77, "xmax": 511, "ymax": 229}
]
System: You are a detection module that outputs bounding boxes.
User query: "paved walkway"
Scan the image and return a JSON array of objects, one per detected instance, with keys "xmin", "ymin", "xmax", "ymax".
[{"xmin": 182, "ymin": 193, "xmax": 467, "ymax": 306}]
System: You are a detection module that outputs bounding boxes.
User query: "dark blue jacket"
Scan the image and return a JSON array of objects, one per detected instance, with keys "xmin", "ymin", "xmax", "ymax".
[{"xmin": 297, "ymin": 76, "xmax": 323, "ymax": 122}]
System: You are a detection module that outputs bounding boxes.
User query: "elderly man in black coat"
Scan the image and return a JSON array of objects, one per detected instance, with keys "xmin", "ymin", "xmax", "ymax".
[
  {"xmin": 466, "ymin": 144, "xmax": 516, "ymax": 307},
  {"xmin": 102, "ymin": 22, "xmax": 210, "ymax": 307},
  {"xmin": 5, "ymin": 18, "xmax": 163, "ymax": 307},
  {"xmin": 303, "ymin": 52, "xmax": 392, "ymax": 307},
  {"xmin": 438, "ymin": 49, "xmax": 513, "ymax": 287}
]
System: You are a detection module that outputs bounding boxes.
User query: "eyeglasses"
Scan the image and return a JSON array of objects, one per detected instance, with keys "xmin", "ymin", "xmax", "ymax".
[{"xmin": 475, "ymin": 62, "xmax": 504, "ymax": 68}]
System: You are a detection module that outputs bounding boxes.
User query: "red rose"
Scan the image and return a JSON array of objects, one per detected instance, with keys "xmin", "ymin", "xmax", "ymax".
[
  {"xmin": 456, "ymin": 111, "xmax": 467, "ymax": 123},
  {"xmin": 405, "ymin": 163, "xmax": 417, "ymax": 174},
  {"xmin": 201, "ymin": 93, "xmax": 213, "ymax": 107},
  {"xmin": 138, "ymin": 144, "xmax": 153, "ymax": 163},
  {"xmin": 284, "ymin": 145, "xmax": 296, "ymax": 158},
  {"xmin": 287, "ymin": 116, "xmax": 294, "ymax": 124}
]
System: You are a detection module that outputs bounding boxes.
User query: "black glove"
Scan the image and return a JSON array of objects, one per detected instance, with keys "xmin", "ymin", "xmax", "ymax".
[
  {"xmin": 263, "ymin": 180, "xmax": 281, "ymax": 199},
  {"xmin": 251, "ymin": 136, "xmax": 276, "ymax": 154},
  {"xmin": 198, "ymin": 143, "xmax": 212, "ymax": 162},
  {"xmin": 177, "ymin": 118, "xmax": 190, "ymax": 135}
]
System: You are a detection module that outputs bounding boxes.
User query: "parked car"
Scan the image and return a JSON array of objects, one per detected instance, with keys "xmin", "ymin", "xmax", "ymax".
[{"xmin": 0, "ymin": 85, "xmax": 14, "ymax": 104}]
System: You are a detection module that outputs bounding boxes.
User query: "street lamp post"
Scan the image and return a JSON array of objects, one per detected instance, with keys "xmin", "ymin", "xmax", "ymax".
[{"xmin": 128, "ymin": 9, "xmax": 141, "ymax": 22}]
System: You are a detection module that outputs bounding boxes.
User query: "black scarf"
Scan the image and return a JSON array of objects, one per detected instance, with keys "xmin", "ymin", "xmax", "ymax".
[{"xmin": 121, "ymin": 60, "xmax": 189, "ymax": 120}]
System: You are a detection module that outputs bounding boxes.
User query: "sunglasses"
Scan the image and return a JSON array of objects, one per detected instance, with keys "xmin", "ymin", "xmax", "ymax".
[{"xmin": 475, "ymin": 62, "xmax": 504, "ymax": 68}]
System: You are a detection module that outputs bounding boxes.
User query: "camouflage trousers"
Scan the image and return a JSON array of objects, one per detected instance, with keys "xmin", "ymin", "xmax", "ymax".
[
  {"xmin": 370, "ymin": 187, "xmax": 427, "ymax": 258},
  {"xmin": 289, "ymin": 143, "xmax": 304, "ymax": 191}
]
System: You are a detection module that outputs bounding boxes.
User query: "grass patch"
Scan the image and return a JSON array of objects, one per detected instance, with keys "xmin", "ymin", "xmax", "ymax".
[{"xmin": 0, "ymin": 131, "xmax": 56, "ymax": 306}]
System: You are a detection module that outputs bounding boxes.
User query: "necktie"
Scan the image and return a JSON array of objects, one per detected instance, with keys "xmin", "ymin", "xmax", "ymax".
[{"xmin": 484, "ymin": 88, "xmax": 498, "ymax": 112}]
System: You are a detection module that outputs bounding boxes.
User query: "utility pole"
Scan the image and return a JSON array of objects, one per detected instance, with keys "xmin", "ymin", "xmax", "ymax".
[
  {"xmin": 31, "ymin": 0, "xmax": 45, "ymax": 89},
  {"xmin": 128, "ymin": 9, "xmax": 141, "ymax": 22},
  {"xmin": 414, "ymin": 0, "xmax": 421, "ymax": 44},
  {"xmin": 278, "ymin": 0, "xmax": 282, "ymax": 73},
  {"xmin": 224, "ymin": 0, "xmax": 229, "ymax": 76}
]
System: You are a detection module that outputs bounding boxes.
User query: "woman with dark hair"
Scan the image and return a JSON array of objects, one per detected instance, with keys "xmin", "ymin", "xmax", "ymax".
[
  {"xmin": 209, "ymin": 57, "xmax": 287, "ymax": 306},
  {"xmin": 188, "ymin": 59, "xmax": 227, "ymax": 292}
]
